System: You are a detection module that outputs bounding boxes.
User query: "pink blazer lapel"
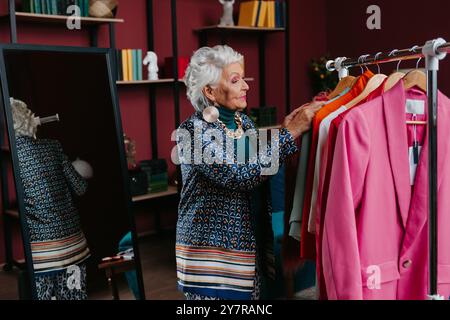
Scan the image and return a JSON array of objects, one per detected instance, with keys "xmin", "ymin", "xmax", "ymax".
[
  {"xmin": 400, "ymin": 119, "xmax": 428, "ymax": 255},
  {"xmin": 382, "ymin": 81, "xmax": 411, "ymax": 229},
  {"xmin": 397, "ymin": 89, "xmax": 450, "ymax": 256}
]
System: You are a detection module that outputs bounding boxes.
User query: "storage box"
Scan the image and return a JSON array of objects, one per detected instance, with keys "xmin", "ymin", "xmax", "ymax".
[
  {"xmin": 250, "ymin": 107, "xmax": 277, "ymax": 127},
  {"xmin": 140, "ymin": 159, "xmax": 169, "ymax": 193},
  {"xmin": 128, "ymin": 169, "xmax": 148, "ymax": 196}
]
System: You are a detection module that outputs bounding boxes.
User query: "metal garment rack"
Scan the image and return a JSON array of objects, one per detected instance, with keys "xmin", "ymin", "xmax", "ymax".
[{"xmin": 326, "ymin": 38, "xmax": 450, "ymax": 300}]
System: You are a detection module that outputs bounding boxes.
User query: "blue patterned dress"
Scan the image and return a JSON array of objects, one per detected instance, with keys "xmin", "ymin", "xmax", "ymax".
[
  {"xmin": 175, "ymin": 110, "xmax": 298, "ymax": 300},
  {"xmin": 15, "ymin": 136, "xmax": 90, "ymax": 276}
]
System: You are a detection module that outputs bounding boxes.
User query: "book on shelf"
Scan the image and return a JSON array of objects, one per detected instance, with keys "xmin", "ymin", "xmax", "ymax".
[
  {"xmin": 41, "ymin": 0, "xmax": 47, "ymax": 14},
  {"xmin": 131, "ymin": 50, "xmax": 137, "ymax": 81},
  {"xmin": 121, "ymin": 49, "xmax": 129, "ymax": 81},
  {"xmin": 56, "ymin": 0, "xmax": 64, "ymax": 15},
  {"xmin": 116, "ymin": 50, "xmax": 123, "ymax": 81},
  {"xmin": 127, "ymin": 49, "xmax": 133, "ymax": 81},
  {"xmin": 276, "ymin": 0, "xmax": 286, "ymax": 28},
  {"xmin": 269, "ymin": 1, "xmax": 275, "ymax": 28},
  {"xmin": 238, "ymin": 0, "xmax": 259, "ymax": 27},
  {"xmin": 137, "ymin": 49, "xmax": 143, "ymax": 81},
  {"xmin": 51, "ymin": 0, "xmax": 57, "ymax": 15},
  {"xmin": 275, "ymin": 0, "xmax": 281, "ymax": 27},
  {"xmin": 22, "ymin": 0, "xmax": 32, "ymax": 12},
  {"xmin": 237, "ymin": 0, "xmax": 286, "ymax": 28},
  {"xmin": 116, "ymin": 49, "xmax": 145, "ymax": 82},
  {"xmin": 263, "ymin": 1, "xmax": 276, "ymax": 28},
  {"xmin": 20, "ymin": 0, "xmax": 90, "ymax": 17},
  {"xmin": 33, "ymin": 0, "xmax": 41, "ymax": 14},
  {"xmin": 256, "ymin": 1, "xmax": 267, "ymax": 27},
  {"xmin": 133, "ymin": 50, "xmax": 141, "ymax": 81}
]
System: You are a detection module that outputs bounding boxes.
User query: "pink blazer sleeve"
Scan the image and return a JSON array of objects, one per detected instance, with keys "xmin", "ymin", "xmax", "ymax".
[{"xmin": 321, "ymin": 109, "xmax": 371, "ymax": 300}]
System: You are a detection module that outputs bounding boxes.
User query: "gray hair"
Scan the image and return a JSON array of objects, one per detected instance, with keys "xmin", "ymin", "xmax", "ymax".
[
  {"xmin": 10, "ymin": 98, "xmax": 38, "ymax": 138},
  {"xmin": 184, "ymin": 45, "xmax": 244, "ymax": 112}
]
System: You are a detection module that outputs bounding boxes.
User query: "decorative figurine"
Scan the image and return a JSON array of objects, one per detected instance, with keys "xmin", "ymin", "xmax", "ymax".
[
  {"xmin": 143, "ymin": 51, "xmax": 159, "ymax": 81},
  {"xmin": 219, "ymin": 0, "xmax": 235, "ymax": 27},
  {"xmin": 89, "ymin": 0, "xmax": 118, "ymax": 18}
]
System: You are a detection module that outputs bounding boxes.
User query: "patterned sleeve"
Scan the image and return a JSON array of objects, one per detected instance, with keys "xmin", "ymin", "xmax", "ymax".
[
  {"xmin": 56, "ymin": 142, "xmax": 88, "ymax": 196},
  {"xmin": 179, "ymin": 118, "xmax": 298, "ymax": 192}
]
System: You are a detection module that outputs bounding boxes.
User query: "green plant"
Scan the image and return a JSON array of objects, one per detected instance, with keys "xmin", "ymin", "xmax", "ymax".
[{"xmin": 309, "ymin": 55, "xmax": 339, "ymax": 95}]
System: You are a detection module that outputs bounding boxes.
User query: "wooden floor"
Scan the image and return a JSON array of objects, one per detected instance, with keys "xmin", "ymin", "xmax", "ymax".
[
  {"xmin": 138, "ymin": 231, "xmax": 184, "ymax": 300},
  {"xmin": 0, "ymin": 231, "xmax": 184, "ymax": 300}
]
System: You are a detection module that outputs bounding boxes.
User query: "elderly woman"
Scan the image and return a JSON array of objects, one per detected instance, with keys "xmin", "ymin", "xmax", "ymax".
[
  {"xmin": 11, "ymin": 98, "xmax": 92, "ymax": 300},
  {"xmin": 176, "ymin": 45, "xmax": 322, "ymax": 300}
]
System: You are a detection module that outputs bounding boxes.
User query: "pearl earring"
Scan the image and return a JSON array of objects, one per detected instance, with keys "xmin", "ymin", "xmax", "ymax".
[{"xmin": 202, "ymin": 103, "xmax": 219, "ymax": 123}]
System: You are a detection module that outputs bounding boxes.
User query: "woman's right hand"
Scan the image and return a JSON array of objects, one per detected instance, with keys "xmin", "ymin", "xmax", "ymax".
[{"xmin": 283, "ymin": 101, "xmax": 324, "ymax": 139}]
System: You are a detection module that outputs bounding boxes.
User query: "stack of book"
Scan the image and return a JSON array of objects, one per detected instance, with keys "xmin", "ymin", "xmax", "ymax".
[
  {"xmin": 238, "ymin": 0, "xmax": 286, "ymax": 28},
  {"xmin": 140, "ymin": 159, "xmax": 169, "ymax": 194},
  {"xmin": 21, "ymin": 0, "xmax": 90, "ymax": 16},
  {"xmin": 116, "ymin": 49, "xmax": 144, "ymax": 82}
]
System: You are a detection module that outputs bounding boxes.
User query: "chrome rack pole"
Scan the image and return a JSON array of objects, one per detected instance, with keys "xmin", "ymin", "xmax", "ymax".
[{"xmin": 423, "ymin": 38, "xmax": 447, "ymax": 300}]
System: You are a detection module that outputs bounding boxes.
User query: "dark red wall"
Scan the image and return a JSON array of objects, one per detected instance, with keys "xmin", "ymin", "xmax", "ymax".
[
  {"xmin": 5, "ymin": 0, "xmax": 449, "ymax": 264},
  {"xmin": 325, "ymin": 0, "xmax": 450, "ymax": 95},
  {"xmin": 0, "ymin": 0, "xmax": 328, "ymax": 264}
]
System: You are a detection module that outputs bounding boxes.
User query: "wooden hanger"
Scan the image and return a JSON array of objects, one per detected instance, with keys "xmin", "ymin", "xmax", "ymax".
[
  {"xmin": 327, "ymin": 76, "xmax": 356, "ymax": 100},
  {"xmin": 404, "ymin": 70, "xmax": 427, "ymax": 125},
  {"xmin": 403, "ymin": 69, "xmax": 427, "ymax": 92},
  {"xmin": 406, "ymin": 119, "xmax": 427, "ymax": 125},
  {"xmin": 345, "ymin": 74, "xmax": 387, "ymax": 109},
  {"xmin": 384, "ymin": 72, "xmax": 405, "ymax": 92}
]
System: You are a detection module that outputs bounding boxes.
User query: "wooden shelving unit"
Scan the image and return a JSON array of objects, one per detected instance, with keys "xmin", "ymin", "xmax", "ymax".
[
  {"xmin": 117, "ymin": 78, "xmax": 176, "ymax": 85},
  {"xmin": 132, "ymin": 185, "xmax": 178, "ymax": 203},
  {"xmin": 195, "ymin": 25, "xmax": 285, "ymax": 33},
  {"xmin": 116, "ymin": 77, "xmax": 254, "ymax": 86},
  {"xmin": 1, "ymin": 12, "xmax": 124, "ymax": 25}
]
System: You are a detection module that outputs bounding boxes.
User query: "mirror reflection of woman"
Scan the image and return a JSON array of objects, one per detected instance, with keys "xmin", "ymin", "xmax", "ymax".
[
  {"xmin": 176, "ymin": 46, "xmax": 323, "ymax": 300},
  {"xmin": 11, "ymin": 98, "xmax": 93, "ymax": 300}
]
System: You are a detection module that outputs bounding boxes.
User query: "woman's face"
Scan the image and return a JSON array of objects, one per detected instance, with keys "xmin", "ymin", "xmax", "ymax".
[{"xmin": 205, "ymin": 62, "xmax": 249, "ymax": 112}]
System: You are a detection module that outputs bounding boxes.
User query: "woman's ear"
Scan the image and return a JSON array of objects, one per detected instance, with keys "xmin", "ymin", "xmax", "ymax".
[{"xmin": 202, "ymin": 86, "xmax": 216, "ymax": 104}]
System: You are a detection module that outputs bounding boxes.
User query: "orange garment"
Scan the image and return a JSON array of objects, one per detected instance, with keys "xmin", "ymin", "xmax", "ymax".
[{"xmin": 300, "ymin": 70, "xmax": 374, "ymax": 260}]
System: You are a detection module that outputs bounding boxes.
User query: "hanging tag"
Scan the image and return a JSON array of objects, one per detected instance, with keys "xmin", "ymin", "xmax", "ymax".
[
  {"xmin": 409, "ymin": 145, "xmax": 422, "ymax": 185},
  {"xmin": 406, "ymin": 99, "xmax": 425, "ymax": 115},
  {"xmin": 413, "ymin": 141, "xmax": 419, "ymax": 164}
]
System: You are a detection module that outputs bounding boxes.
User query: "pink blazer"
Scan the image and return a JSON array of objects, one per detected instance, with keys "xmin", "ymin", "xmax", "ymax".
[{"xmin": 322, "ymin": 81, "xmax": 450, "ymax": 300}]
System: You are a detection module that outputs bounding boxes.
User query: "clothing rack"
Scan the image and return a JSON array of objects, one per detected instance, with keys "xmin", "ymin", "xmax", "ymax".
[{"xmin": 326, "ymin": 38, "xmax": 450, "ymax": 300}]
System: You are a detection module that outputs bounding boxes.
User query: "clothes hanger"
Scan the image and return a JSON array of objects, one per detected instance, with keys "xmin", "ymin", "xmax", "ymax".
[
  {"xmin": 403, "ymin": 45, "xmax": 427, "ymax": 92},
  {"xmin": 327, "ymin": 76, "xmax": 356, "ymax": 100},
  {"xmin": 404, "ymin": 51, "xmax": 427, "ymax": 125},
  {"xmin": 384, "ymin": 49, "xmax": 406, "ymax": 92},
  {"xmin": 339, "ymin": 55, "xmax": 371, "ymax": 95},
  {"xmin": 403, "ymin": 68, "xmax": 427, "ymax": 92},
  {"xmin": 345, "ymin": 54, "xmax": 387, "ymax": 109},
  {"xmin": 327, "ymin": 57, "xmax": 356, "ymax": 100}
]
